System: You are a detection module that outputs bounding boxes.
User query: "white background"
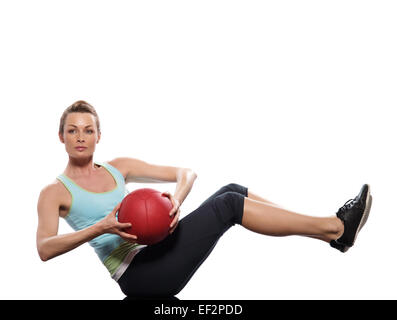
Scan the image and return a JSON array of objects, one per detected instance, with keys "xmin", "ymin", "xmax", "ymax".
[{"xmin": 0, "ymin": 0, "xmax": 396, "ymax": 299}]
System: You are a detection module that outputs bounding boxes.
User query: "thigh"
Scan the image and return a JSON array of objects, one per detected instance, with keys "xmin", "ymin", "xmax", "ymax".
[
  {"xmin": 198, "ymin": 183, "xmax": 248, "ymax": 209},
  {"xmin": 118, "ymin": 189, "xmax": 245, "ymax": 297}
]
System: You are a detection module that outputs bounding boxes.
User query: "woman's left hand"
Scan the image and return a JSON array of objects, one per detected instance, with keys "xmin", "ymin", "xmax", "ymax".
[{"xmin": 161, "ymin": 191, "xmax": 181, "ymax": 234}]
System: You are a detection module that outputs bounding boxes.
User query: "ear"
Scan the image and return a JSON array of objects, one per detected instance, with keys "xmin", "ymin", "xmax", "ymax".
[
  {"xmin": 58, "ymin": 132, "xmax": 64, "ymax": 143},
  {"xmin": 97, "ymin": 132, "xmax": 101, "ymax": 143}
]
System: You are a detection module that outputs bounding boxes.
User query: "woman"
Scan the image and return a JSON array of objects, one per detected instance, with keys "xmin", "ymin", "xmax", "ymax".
[{"xmin": 36, "ymin": 100, "xmax": 373, "ymax": 298}]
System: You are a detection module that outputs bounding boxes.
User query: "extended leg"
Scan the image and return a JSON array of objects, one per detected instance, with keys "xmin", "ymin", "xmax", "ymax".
[{"xmin": 241, "ymin": 197, "xmax": 344, "ymax": 242}]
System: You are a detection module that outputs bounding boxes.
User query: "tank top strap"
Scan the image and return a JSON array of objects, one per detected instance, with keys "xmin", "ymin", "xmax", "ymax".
[
  {"xmin": 56, "ymin": 161, "xmax": 127, "ymax": 196},
  {"xmin": 56, "ymin": 174, "xmax": 79, "ymax": 194},
  {"xmin": 98, "ymin": 161, "xmax": 126, "ymax": 189}
]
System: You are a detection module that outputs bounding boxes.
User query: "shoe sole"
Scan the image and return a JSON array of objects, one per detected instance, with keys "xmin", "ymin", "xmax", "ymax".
[{"xmin": 341, "ymin": 184, "xmax": 372, "ymax": 252}]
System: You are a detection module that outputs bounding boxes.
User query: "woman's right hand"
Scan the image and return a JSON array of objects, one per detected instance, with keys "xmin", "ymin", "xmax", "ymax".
[{"xmin": 98, "ymin": 202, "xmax": 138, "ymax": 244}]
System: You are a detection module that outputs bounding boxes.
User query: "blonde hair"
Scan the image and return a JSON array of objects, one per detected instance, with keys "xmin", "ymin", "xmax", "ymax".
[{"xmin": 59, "ymin": 100, "xmax": 101, "ymax": 135}]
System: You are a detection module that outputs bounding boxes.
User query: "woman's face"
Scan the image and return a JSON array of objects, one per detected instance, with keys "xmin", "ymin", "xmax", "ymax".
[{"xmin": 59, "ymin": 112, "xmax": 101, "ymax": 159}]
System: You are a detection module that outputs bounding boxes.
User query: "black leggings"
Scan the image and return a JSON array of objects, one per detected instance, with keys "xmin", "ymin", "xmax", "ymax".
[{"xmin": 117, "ymin": 183, "xmax": 248, "ymax": 297}]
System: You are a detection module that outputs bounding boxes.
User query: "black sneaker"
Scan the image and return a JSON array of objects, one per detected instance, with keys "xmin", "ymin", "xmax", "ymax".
[{"xmin": 330, "ymin": 184, "xmax": 373, "ymax": 252}]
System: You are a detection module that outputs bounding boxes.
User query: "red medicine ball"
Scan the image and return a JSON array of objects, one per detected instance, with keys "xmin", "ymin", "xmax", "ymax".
[{"xmin": 118, "ymin": 188, "xmax": 173, "ymax": 245}]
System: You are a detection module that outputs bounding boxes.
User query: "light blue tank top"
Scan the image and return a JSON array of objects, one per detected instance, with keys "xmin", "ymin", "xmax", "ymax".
[{"xmin": 56, "ymin": 161, "xmax": 146, "ymax": 280}]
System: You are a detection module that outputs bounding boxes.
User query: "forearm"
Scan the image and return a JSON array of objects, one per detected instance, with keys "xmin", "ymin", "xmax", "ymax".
[
  {"xmin": 38, "ymin": 223, "xmax": 103, "ymax": 261},
  {"xmin": 173, "ymin": 169, "xmax": 197, "ymax": 205}
]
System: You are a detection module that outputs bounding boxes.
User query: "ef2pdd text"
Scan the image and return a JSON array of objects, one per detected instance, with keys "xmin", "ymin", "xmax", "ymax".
[{"xmin": 154, "ymin": 303, "xmax": 243, "ymax": 317}]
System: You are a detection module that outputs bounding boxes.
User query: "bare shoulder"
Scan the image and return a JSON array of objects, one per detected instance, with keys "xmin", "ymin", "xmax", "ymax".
[
  {"xmin": 37, "ymin": 179, "xmax": 70, "ymax": 217},
  {"xmin": 106, "ymin": 156, "xmax": 156, "ymax": 179},
  {"xmin": 107, "ymin": 157, "xmax": 131, "ymax": 179},
  {"xmin": 38, "ymin": 180, "xmax": 62, "ymax": 205}
]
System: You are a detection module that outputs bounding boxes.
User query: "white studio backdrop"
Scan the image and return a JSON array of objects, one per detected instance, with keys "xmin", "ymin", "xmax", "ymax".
[{"xmin": 0, "ymin": 0, "xmax": 396, "ymax": 299}]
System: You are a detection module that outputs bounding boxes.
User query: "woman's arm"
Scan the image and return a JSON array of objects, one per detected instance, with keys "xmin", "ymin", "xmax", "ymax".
[
  {"xmin": 111, "ymin": 157, "xmax": 198, "ymax": 204},
  {"xmin": 163, "ymin": 169, "xmax": 197, "ymax": 234},
  {"xmin": 36, "ymin": 186, "xmax": 134, "ymax": 262},
  {"xmin": 172, "ymin": 169, "xmax": 197, "ymax": 205}
]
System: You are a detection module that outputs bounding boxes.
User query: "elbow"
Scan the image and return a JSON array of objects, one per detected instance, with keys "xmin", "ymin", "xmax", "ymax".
[
  {"xmin": 38, "ymin": 250, "xmax": 49, "ymax": 262},
  {"xmin": 187, "ymin": 169, "xmax": 197, "ymax": 181},
  {"xmin": 186, "ymin": 168, "xmax": 198, "ymax": 180},
  {"xmin": 37, "ymin": 244, "xmax": 51, "ymax": 262},
  {"xmin": 178, "ymin": 168, "xmax": 197, "ymax": 181}
]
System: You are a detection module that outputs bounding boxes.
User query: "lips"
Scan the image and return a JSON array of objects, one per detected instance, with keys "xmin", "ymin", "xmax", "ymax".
[{"xmin": 75, "ymin": 147, "xmax": 87, "ymax": 151}]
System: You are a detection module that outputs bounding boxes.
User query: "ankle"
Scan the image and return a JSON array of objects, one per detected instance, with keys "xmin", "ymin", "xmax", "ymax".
[{"xmin": 326, "ymin": 216, "xmax": 345, "ymax": 242}]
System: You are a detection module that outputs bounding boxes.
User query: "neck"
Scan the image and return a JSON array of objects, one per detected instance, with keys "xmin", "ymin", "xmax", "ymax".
[{"xmin": 65, "ymin": 156, "xmax": 100, "ymax": 177}]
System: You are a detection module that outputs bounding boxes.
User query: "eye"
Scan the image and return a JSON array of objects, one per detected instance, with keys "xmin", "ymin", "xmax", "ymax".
[
  {"xmin": 87, "ymin": 129, "xmax": 93, "ymax": 133},
  {"xmin": 68, "ymin": 129, "xmax": 75, "ymax": 133}
]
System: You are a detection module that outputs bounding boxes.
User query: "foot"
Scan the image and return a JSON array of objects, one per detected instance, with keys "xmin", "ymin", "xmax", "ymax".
[{"xmin": 330, "ymin": 184, "xmax": 373, "ymax": 252}]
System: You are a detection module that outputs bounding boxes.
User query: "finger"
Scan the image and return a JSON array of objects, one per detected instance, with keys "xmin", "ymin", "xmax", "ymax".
[
  {"xmin": 169, "ymin": 222, "xmax": 179, "ymax": 234},
  {"xmin": 119, "ymin": 222, "xmax": 132, "ymax": 229},
  {"xmin": 169, "ymin": 208, "xmax": 175, "ymax": 218},
  {"xmin": 118, "ymin": 231, "xmax": 138, "ymax": 240},
  {"xmin": 119, "ymin": 231, "xmax": 136, "ymax": 240},
  {"xmin": 169, "ymin": 202, "xmax": 179, "ymax": 216},
  {"xmin": 112, "ymin": 202, "xmax": 122, "ymax": 214},
  {"xmin": 170, "ymin": 211, "xmax": 180, "ymax": 228},
  {"xmin": 170, "ymin": 215, "xmax": 178, "ymax": 227}
]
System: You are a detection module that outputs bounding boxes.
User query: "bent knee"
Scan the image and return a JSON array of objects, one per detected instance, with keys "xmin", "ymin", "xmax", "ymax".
[
  {"xmin": 221, "ymin": 183, "xmax": 247, "ymax": 195},
  {"xmin": 212, "ymin": 191, "xmax": 245, "ymax": 226}
]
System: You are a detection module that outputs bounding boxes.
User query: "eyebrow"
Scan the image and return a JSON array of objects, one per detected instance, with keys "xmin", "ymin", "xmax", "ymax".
[{"xmin": 68, "ymin": 124, "xmax": 93, "ymax": 128}]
